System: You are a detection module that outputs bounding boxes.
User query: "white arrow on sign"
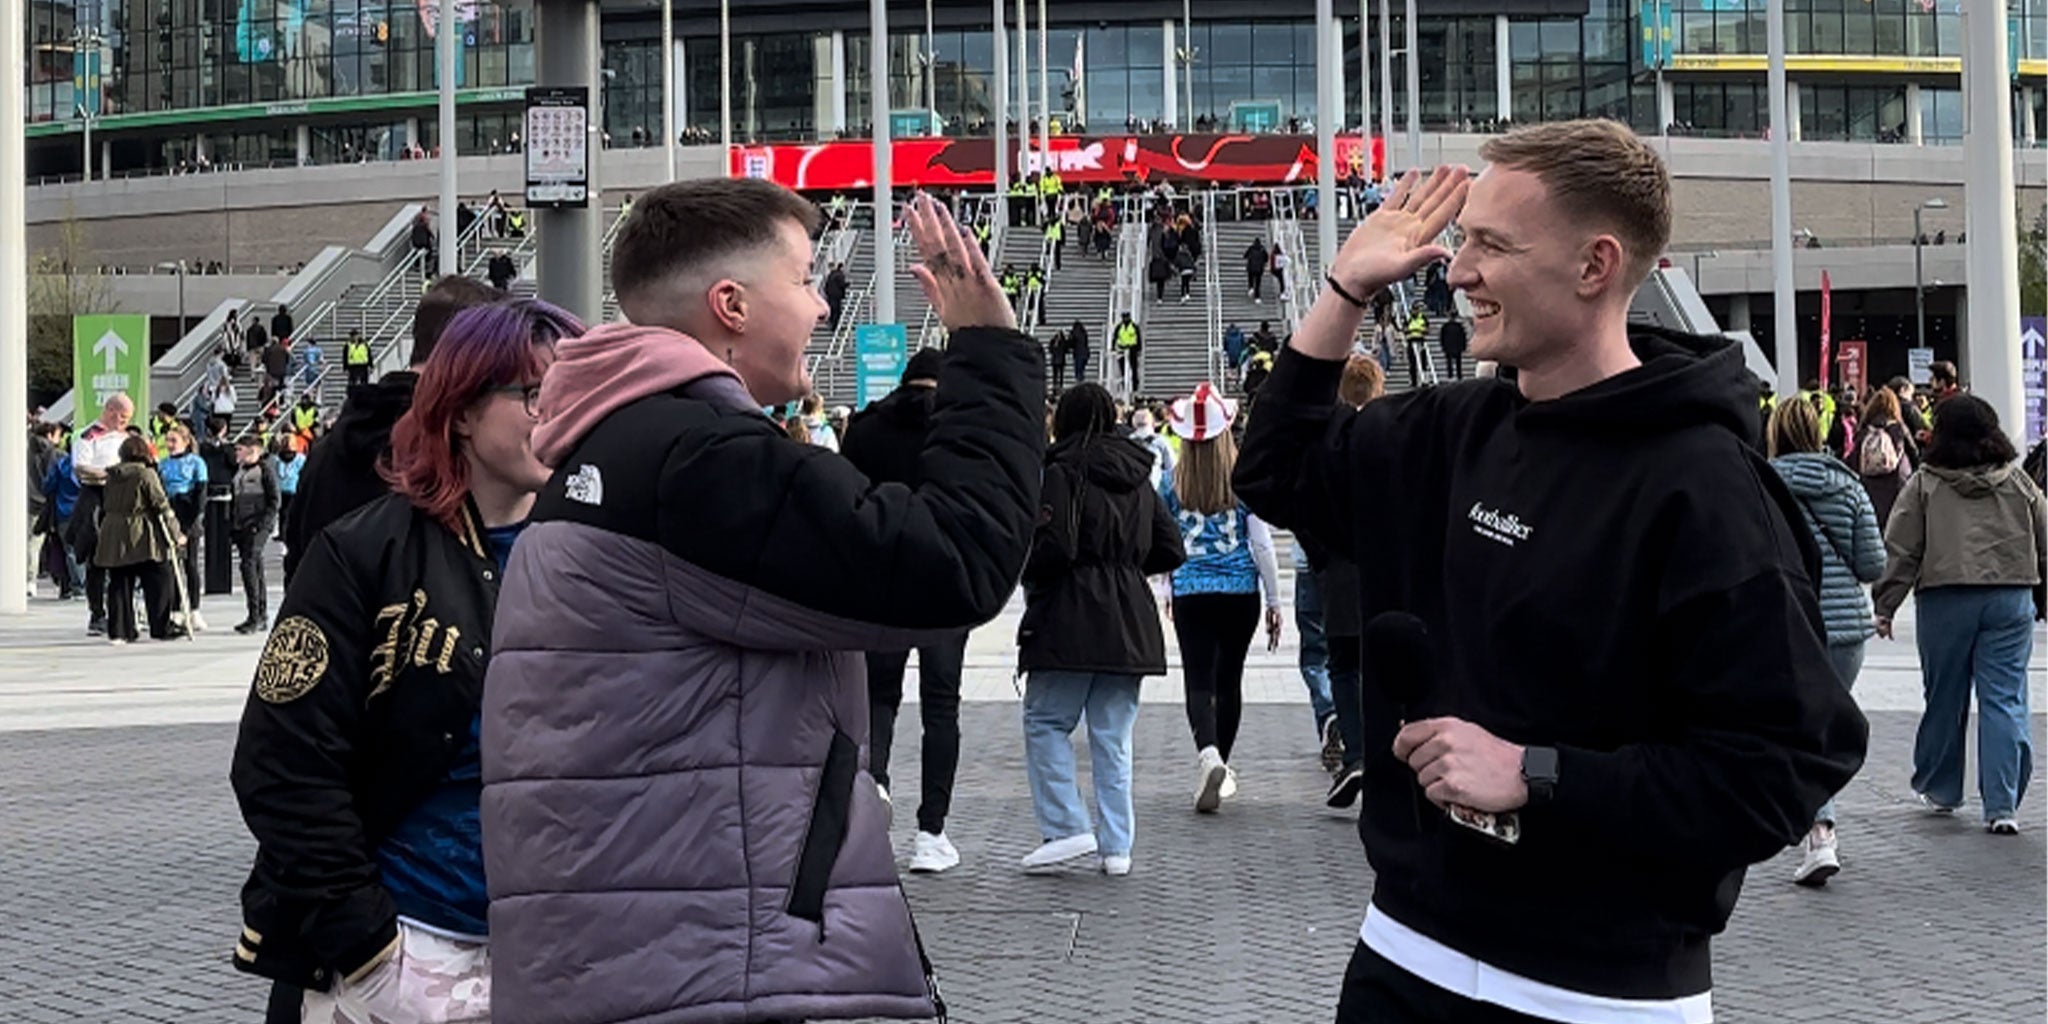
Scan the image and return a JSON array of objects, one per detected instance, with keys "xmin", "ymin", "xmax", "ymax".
[{"xmin": 92, "ymin": 329, "xmax": 127, "ymax": 373}]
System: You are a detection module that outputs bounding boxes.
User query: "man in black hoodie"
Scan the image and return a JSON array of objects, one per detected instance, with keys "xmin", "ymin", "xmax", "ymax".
[
  {"xmin": 281, "ymin": 276, "xmax": 500, "ymax": 581},
  {"xmin": 840, "ymin": 347, "xmax": 971, "ymax": 875},
  {"xmin": 1234, "ymin": 121, "xmax": 1867, "ymax": 1023}
]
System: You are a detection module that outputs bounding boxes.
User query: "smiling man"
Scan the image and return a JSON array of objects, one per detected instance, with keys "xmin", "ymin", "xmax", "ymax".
[{"xmin": 1234, "ymin": 120, "xmax": 1868, "ymax": 1023}]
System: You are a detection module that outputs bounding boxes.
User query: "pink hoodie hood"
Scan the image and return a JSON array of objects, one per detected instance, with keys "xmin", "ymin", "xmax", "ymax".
[{"xmin": 532, "ymin": 321, "xmax": 741, "ymax": 467}]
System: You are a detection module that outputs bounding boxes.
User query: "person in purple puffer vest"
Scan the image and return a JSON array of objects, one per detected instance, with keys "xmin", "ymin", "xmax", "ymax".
[{"xmin": 482, "ymin": 182, "xmax": 1045, "ymax": 1024}]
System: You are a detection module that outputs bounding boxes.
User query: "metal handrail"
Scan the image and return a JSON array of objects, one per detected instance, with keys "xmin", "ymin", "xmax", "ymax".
[
  {"xmin": 1202, "ymin": 191, "xmax": 1224, "ymax": 385},
  {"xmin": 1105, "ymin": 220, "xmax": 1145, "ymax": 402}
]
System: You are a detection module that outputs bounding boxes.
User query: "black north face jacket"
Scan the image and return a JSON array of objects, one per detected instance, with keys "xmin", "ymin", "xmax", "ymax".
[{"xmin": 229, "ymin": 492, "xmax": 501, "ymax": 991}]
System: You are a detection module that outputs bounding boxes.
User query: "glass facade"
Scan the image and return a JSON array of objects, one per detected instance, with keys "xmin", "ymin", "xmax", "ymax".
[{"xmin": 20, "ymin": 0, "xmax": 2048, "ymax": 178}]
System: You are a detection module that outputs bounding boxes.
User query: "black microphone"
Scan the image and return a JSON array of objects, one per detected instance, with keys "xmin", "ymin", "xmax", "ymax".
[{"xmin": 1365, "ymin": 611, "xmax": 1521, "ymax": 845}]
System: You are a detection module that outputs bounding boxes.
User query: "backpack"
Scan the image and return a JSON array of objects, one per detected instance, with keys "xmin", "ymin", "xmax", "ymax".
[{"xmin": 1857, "ymin": 423, "xmax": 1900, "ymax": 477}]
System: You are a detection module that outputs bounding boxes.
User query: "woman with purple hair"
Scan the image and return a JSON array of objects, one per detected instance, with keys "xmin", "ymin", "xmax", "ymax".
[{"xmin": 227, "ymin": 298, "xmax": 581, "ymax": 1024}]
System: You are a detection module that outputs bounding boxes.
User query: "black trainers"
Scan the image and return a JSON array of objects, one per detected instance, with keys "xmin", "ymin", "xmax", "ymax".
[
  {"xmin": 234, "ymin": 618, "xmax": 265, "ymax": 635},
  {"xmin": 87, "ymin": 616, "xmax": 106, "ymax": 636},
  {"xmin": 1325, "ymin": 763, "xmax": 1365, "ymax": 809}
]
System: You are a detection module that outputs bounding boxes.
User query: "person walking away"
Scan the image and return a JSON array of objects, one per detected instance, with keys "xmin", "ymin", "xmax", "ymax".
[
  {"xmin": 272, "ymin": 438, "xmax": 304, "ymax": 545},
  {"xmin": 231, "ymin": 299, "xmax": 580, "ymax": 1024},
  {"xmin": 1162, "ymin": 383, "xmax": 1282, "ymax": 813},
  {"xmin": 94, "ymin": 435, "xmax": 185, "ymax": 643},
  {"xmin": 159, "ymin": 425, "xmax": 210, "ymax": 632},
  {"xmin": 1065, "ymin": 318, "xmax": 1091, "ymax": 387},
  {"xmin": 1438, "ymin": 314, "xmax": 1468, "ymax": 381},
  {"xmin": 1887, "ymin": 376, "xmax": 1930, "ymax": 456},
  {"xmin": 487, "ymin": 248, "xmax": 517, "ymax": 292},
  {"xmin": 285, "ymin": 277, "xmax": 501, "ymax": 579},
  {"xmin": 841, "ymin": 347, "xmax": 971, "ymax": 872},
  {"xmin": 343, "ymin": 329, "xmax": 373, "ymax": 389},
  {"xmin": 294, "ymin": 336, "xmax": 324, "ymax": 394},
  {"xmin": 260, "ymin": 336, "xmax": 291, "ymax": 409},
  {"xmin": 1246, "ymin": 235, "xmax": 1271, "ymax": 298},
  {"xmin": 229, "ymin": 434, "xmax": 280, "ymax": 634},
  {"xmin": 242, "ymin": 312, "xmax": 269, "ymax": 363},
  {"xmin": 1222, "ymin": 322, "xmax": 1248, "ymax": 376},
  {"xmin": 1403, "ymin": 306, "xmax": 1430, "ymax": 383},
  {"xmin": 1857, "ymin": 386, "xmax": 1914, "ymax": 525},
  {"xmin": 1767, "ymin": 399, "xmax": 1885, "ymax": 884},
  {"xmin": 1114, "ymin": 313, "xmax": 1142, "ymax": 394},
  {"xmin": 199, "ymin": 415, "xmax": 237, "ymax": 595},
  {"xmin": 1270, "ymin": 245, "xmax": 1289, "ymax": 300},
  {"xmin": 1175, "ymin": 243, "xmax": 1198, "ymax": 303},
  {"xmin": 411, "ymin": 209, "xmax": 437, "ymax": 269},
  {"xmin": 1308, "ymin": 354, "xmax": 1388, "ymax": 804},
  {"xmin": 1046, "ymin": 217, "xmax": 1065, "ymax": 271},
  {"xmin": 1872, "ymin": 395, "xmax": 2047, "ymax": 835},
  {"xmin": 68, "ymin": 394, "xmax": 134, "ymax": 635},
  {"xmin": 1233, "ymin": 125, "xmax": 1865, "ymax": 1023},
  {"xmin": 481, "ymin": 184, "xmax": 1044, "ymax": 1024},
  {"xmin": 1048, "ymin": 329, "xmax": 1071, "ymax": 395},
  {"xmin": 1018, "ymin": 382, "xmax": 1186, "ymax": 876},
  {"xmin": 824, "ymin": 262, "xmax": 849, "ymax": 331},
  {"xmin": 1424, "ymin": 262, "xmax": 1453, "ymax": 315},
  {"xmin": 270, "ymin": 304, "xmax": 295, "ymax": 348}
]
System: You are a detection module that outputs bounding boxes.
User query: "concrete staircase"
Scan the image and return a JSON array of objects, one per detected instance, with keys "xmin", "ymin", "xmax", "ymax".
[{"xmin": 1130, "ymin": 219, "xmax": 1214, "ymax": 403}]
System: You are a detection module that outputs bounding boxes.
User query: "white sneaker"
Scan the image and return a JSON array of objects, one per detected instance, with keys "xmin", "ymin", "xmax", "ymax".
[
  {"xmin": 876, "ymin": 783, "xmax": 893, "ymax": 827},
  {"xmin": 1219, "ymin": 765, "xmax": 1239, "ymax": 800},
  {"xmin": 907, "ymin": 831, "xmax": 960, "ymax": 873},
  {"xmin": 1194, "ymin": 746, "xmax": 1227, "ymax": 813},
  {"xmin": 1988, "ymin": 817, "xmax": 2020, "ymax": 835},
  {"xmin": 1100, "ymin": 854, "xmax": 1132, "ymax": 877},
  {"xmin": 1792, "ymin": 826, "xmax": 1839, "ymax": 887},
  {"xmin": 1021, "ymin": 833, "xmax": 1099, "ymax": 873},
  {"xmin": 188, "ymin": 610, "xmax": 209, "ymax": 633},
  {"xmin": 1918, "ymin": 792, "xmax": 1958, "ymax": 815}
]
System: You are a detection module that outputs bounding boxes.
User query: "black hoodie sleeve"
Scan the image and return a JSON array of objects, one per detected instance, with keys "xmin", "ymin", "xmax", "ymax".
[
  {"xmin": 655, "ymin": 327, "xmax": 1046, "ymax": 631},
  {"xmin": 1535, "ymin": 495, "xmax": 1869, "ymax": 871}
]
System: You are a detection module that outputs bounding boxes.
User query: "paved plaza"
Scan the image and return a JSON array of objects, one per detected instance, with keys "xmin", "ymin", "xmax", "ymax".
[{"xmin": 1, "ymin": 571, "xmax": 2043, "ymax": 1023}]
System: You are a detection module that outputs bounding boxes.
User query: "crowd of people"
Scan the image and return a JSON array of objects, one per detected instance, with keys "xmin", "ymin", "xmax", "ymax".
[{"xmin": 16, "ymin": 119, "xmax": 2047, "ymax": 1024}]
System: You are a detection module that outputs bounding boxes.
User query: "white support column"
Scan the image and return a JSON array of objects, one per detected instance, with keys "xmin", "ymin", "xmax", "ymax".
[
  {"xmin": 1657, "ymin": 75, "xmax": 1675, "ymax": 130},
  {"xmin": 2023, "ymin": 86, "xmax": 2039, "ymax": 146},
  {"xmin": 1960, "ymin": 0, "xmax": 2023, "ymax": 435},
  {"xmin": 830, "ymin": 30, "xmax": 847, "ymax": 135},
  {"xmin": 1359, "ymin": 0, "xmax": 1372, "ymax": 134},
  {"xmin": 1403, "ymin": 0, "xmax": 1419, "ymax": 164},
  {"xmin": 100, "ymin": 138, "xmax": 112, "ymax": 176},
  {"xmin": 1766, "ymin": 0, "xmax": 1798, "ymax": 398},
  {"xmin": 1162, "ymin": 19, "xmax": 1179, "ymax": 130},
  {"xmin": 2, "ymin": 0, "xmax": 29, "ymax": 614},
  {"xmin": 871, "ymin": 0, "xmax": 894, "ymax": 325},
  {"xmin": 296, "ymin": 124, "xmax": 310, "ymax": 165},
  {"xmin": 1785, "ymin": 80, "xmax": 1801, "ymax": 141},
  {"xmin": 1495, "ymin": 14, "xmax": 1511, "ymax": 123},
  {"xmin": 1331, "ymin": 19, "xmax": 1346, "ymax": 132},
  {"xmin": 1727, "ymin": 293, "xmax": 1753, "ymax": 332},
  {"xmin": 1906, "ymin": 82, "xmax": 1925, "ymax": 144},
  {"xmin": 675, "ymin": 38, "xmax": 689, "ymax": 143},
  {"xmin": 661, "ymin": 0, "xmax": 674, "ymax": 180}
]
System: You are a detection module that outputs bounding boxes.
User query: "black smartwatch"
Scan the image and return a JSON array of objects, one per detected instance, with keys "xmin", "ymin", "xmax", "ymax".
[{"xmin": 1521, "ymin": 746, "xmax": 1559, "ymax": 806}]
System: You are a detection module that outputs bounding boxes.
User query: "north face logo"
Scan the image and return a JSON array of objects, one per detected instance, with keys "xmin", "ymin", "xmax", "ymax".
[{"xmin": 565, "ymin": 464, "xmax": 604, "ymax": 506}]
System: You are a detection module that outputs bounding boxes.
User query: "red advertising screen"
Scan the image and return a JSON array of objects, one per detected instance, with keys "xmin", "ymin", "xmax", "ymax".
[{"xmin": 730, "ymin": 133, "xmax": 1385, "ymax": 191}]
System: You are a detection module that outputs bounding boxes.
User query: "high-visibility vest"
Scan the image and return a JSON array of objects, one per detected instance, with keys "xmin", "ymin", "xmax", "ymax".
[
  {"xmin": 1115, "ymin": 322, "xmax": 1140, "ymax": 349},
  {"xmin": 1039, "ymin": 175, "xmax": 1059, "ymax": 197},
  {"xmin": 1025, "ymin": 271, "xmax": 1044, "ymax": 292},
  {"xmin": 1406, "ymin": 313, "xmax": 1427, "ymax": 340},
  {"xmin": 344, "ymin": 340, "xmax": 371, "ymax": 367},
  {"xmin": 974, "ymin": 223, "xmax": 992, "ymax": 242},
  {"xmin": 292, "ymin": 405, "xmax": 318, "ymax": 432},
  {"xmin": 1045, "ymin": 221, "xmax": 1063, "ymax": 242},
  {"xmin": 1001, "ymin": 273, "xmax": 1019, "ymax": 296},
  {"xmin": 1009, "ymin": 183, "xmax": 1030, "ymax": 197}
]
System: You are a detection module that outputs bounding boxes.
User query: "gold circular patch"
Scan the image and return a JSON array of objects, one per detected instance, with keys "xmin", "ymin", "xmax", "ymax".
[{"xmin": 254, "ymin": 616, "xmax": 330, "ymax": 704}]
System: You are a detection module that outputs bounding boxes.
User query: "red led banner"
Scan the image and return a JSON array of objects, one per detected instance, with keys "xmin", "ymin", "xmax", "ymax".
[{"xmin": 730, "ymin": 134, "xmax": 1385, "ymax": 190}]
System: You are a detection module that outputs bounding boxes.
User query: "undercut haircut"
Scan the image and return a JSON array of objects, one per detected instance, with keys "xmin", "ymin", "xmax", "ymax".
[
  {"xmin": 611, "ymin": 179, "xmax": 822, "ymax": 321},
  {"xmin": 1479, "ymin": 119, "xmax": 1672, "ymax": 289},
  {"xmin": 414, "ymin": 275, "xmax": 505, "ymax": 366}
]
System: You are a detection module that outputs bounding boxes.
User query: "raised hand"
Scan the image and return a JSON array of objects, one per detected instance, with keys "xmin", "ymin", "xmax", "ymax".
[
  {"xmin": 1330, "ymin": 166, "xmax": 1471, "ymax": 298},
  {"xmin": 906, "ymin": 193, "xmax": 1017, "ymax": 333}
]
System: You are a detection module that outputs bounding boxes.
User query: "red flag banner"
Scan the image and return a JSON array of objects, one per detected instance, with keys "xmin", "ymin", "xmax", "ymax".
[{"xmin": 730, "ymin": 133, "xmax": 1385, "ymax": 191}]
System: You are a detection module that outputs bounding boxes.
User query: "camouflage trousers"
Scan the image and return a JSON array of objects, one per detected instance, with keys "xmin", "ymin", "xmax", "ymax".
[{"xmin": 301, "ymin": 920, "xmax": 490, "ymax": 1023}]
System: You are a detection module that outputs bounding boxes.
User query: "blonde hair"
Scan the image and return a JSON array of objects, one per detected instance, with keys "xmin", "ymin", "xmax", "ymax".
[
  {"xmin": 1173, "ymin": 430, "xmax": 1238, "ymax": 515},
  {"xmin": 1861, "ymin": 386, "xmax": 1901, "ymax": 426},
  {"xmin": 1340, "ymin": 355, "xmax": 1385, "ymax": 408},
  {"xmin": 1478, "ymin": 119, "xmax": 1672, "ymax": 287},
  {"xmin": 1767, "ymin": 397, "xmax": 1823, "ymax": 458},
  {"xmin": 164, "ymin": 424, "xmax": 196, "ymax": 453}
]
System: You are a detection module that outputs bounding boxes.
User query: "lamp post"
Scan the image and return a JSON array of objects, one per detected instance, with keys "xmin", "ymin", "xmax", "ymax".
[
  {"xmin": 1179, "ymin": 0, "xmax": 1195, "ymax": 130},
  {"xmin": 1913, "ymin": 197, "xmax": 1948, "ymax": 353}
]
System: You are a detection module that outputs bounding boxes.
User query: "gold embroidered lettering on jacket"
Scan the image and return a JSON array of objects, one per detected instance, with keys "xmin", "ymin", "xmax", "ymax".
[
  {"xmin": 368, "ymin": 589, "xmax": 464, "ymax": 701},
  {"xmin": 254, "ymin": 617, "xmax": 330, "ymax": 704}
]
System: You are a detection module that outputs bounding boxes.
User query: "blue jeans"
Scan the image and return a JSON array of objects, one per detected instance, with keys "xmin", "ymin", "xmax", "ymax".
[
  {"xmin": 1022, "ymin": 671, "xmax": 1142, "ymax": 857},
  {"xmin": 1912, "ymin": 586, "xmax": 2037, "ymax": 821},
  {"xmin": 1814, "ymin": 640, "xmax": 1866, "ymax": 827},
  {"xmin": 1292, "ymin": 544, "xmax": 1335, "ymax": 735}
]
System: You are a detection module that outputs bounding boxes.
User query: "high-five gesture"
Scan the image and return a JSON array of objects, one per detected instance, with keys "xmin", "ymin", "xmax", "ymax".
[
  {"xmin": 1330, "ymin": 166, "xmax": 1471, "ymax": 298},
  {"xmin": 905, "ymin": 193, "xmax": 1017, "ymax": 333}
]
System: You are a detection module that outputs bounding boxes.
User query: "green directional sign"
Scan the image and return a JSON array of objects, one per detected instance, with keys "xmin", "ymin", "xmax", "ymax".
[{"xmin": 72, "ymin": 314, "xmax": 150, "ymax": 426}]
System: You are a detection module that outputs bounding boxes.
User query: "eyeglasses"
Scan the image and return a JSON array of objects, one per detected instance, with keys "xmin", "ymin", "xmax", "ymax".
[{"xmin": 492, "ymin": 384, "xmax": 542, "ymax": 419}]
